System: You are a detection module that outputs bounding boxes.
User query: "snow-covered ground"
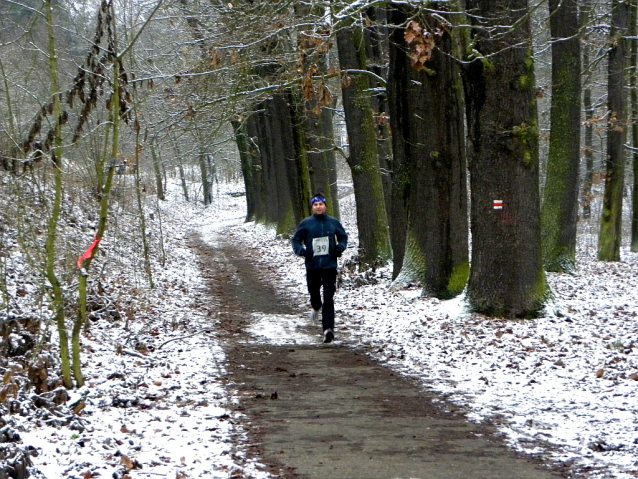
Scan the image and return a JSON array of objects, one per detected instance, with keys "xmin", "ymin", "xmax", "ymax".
[
  {"xmin": 15, "ymin": 184, "xmax": 271, "ymax": 479},
  {"xmin": 6, "ymin": 180, "xmax": 638, "ymax": 479},
  {"xmin": 228, "ymin": 191, "xmax": 638, "ymax": 479}
]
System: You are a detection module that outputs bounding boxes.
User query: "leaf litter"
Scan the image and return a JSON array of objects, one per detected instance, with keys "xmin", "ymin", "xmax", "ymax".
[{"xmin": 2, "ymin": 179, "xmax": 637, "ymax": 479}]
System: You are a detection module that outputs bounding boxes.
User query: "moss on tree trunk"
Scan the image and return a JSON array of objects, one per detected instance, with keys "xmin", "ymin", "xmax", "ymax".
[
  {"xmin": 336, "ymin": 25, "xmax": 392, "ymax": 266},
  {"xmin": 599, "ymin": 0, "xmax": 629, "ymax": 262},
  {"xmin": 541, "ymin": 0, "xmax": 581, "ymax": 273},
  {"xmin": 463, "ymin": 0, "xmax": 548, "ymax": 318}
]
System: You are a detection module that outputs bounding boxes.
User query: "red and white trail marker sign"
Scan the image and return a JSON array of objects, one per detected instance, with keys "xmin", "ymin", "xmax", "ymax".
[{"xmin": 493, "ymin": 199, "xmax": 503, "ymax": 210}]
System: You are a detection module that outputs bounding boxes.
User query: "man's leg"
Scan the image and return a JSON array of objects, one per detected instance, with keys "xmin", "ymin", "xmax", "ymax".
[
  {"xmin": 320, "ymin": 269, "xmax": 337, "ymax": 332},
  {"xmin": 306, "ymin": 270, "xmax": 323, "ymax": 312}
]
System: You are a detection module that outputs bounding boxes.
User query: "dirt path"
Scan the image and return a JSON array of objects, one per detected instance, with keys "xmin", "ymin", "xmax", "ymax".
[{"xmin": 192, "ymin": 231, "xmax": 566, "ymax": 479}]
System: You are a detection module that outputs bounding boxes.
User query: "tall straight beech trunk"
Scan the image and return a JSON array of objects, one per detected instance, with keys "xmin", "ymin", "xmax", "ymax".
[
  {"xmin": 463, "ymin": 0, "xmax": 548, "ymax": 317},
  {"xmin": 232, "ymin": 118, "xmax": 257, "ymax": 222},
  {"xmin": 251, "ymin": 93, "xmax": 310, "ymax": 234},
  {"xmin": 257, "ymin": 100, "xmax": 286, "ymax": 226},
  {"xmin": 387, "ymin": 4, "xmax": 469, "ymax": 298},
  {"xmin": 303, "ymin": 100, "xmax": 340, "ymax": 218},
  {"xmin": 541, "ymin": 0, "xmax": 582, "ymax": 273},
  {"xmin": 386, "ymin": 7, "xmax": 409, "ymax": 279},
  {"xmin": 336, "ymin": 24, "xmax": 392, "ymax": 266},
  {"xmin": 581, "ymin": 0, "xmax": 595, "ymax": 220},
  {"xmin": 599, "ymin": 0, "xmax": 630, "ymax": 261},
  {"xmin": 630, "ymin": 0, "xmax": 638, "ymax": 252},
  {"xmin": 285, "ymin": 90, "xmax": 312, "ymax": 224},
  {"xmin": 246, "ymin": 113, "xmax": 266, "ymax": 223},
  {"xmin": 296, "ymin": 17, "xmax": 341, "ymax": 218},
  {"xmin": 150, "ymin": 143, "xmax": 165, "ymax": 201},
  {"xmin": 322, "ymin": 105, "xmax": 340, "ymax": 219},
  {"xmin": 364, "ymin": 6, "xmax": 392, "ymax": 217},
  {"xmin": 199, "ymin": 149, "xmax": 212, "ymax": 206}
]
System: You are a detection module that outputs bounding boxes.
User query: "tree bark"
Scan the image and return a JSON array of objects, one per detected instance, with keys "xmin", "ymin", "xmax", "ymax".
[
  {"xmin": 199, "ymin": 150, "xmax": 212, "ymax": 206},
  {"xmin": 178, "ymin": 164, "xmax": 189, "ymax": 202},
  {"xmin": 246, "ymin": 112, "xmax": 266, "ymax": 223},
  {"xmin": 599, "ymin": 0, "xmax": 630, "ymax": 262},
  {"xmin": 364, "ymin": 6, "xmax": 393, "ymax": 217},
  {"xmin": 630, "ymin": 0, "xmax": 638, "ymax": 252},
  {"xmin": 387, "ymin": 4, "xmax": 469, "ymax": 298},
  {"xmin": 232, "ymin": 118, "xmax": 257, "ymax": 222},
  {"xmin": 252, "ymin": 93, "xmax": 310, "ymax": 234},
  {"xmin": 463, "ymin": 0, "xmax": 548, "ymax": 317},
  {"xmin": 386, "ymin": 7, "xmax": 410, "ymax": 279},
  {"xmin": 150, "ymin": 143, "xmax": 165, "ymax": 201},
  {"xmin": 581, "ymin": 0, "xmax": 595, "ymax": 221},
  {"xmin": 44, "ymin": 0, "xmax": 72, "ymax": 389},
  {"xmin": 541, "ymin": 0, "xmax": 582, "ymax": 273},
  {"xmin": 296, "ymin": 19, "xmax": 341, "ymax": 218},
  {"xmin": 336, "ymin": 24, "xmax": 392, "ymax": 266}
]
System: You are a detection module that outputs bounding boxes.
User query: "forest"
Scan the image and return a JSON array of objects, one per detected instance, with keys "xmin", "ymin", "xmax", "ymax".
[{"xmin": 0, "ymin": 0, "xmax": 637, "ymax": 476}]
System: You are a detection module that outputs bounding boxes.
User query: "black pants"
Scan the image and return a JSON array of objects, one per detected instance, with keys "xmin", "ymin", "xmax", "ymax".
[{"xmin": 306, "ymin": 268, "xmax": 337, "ymax": 331}]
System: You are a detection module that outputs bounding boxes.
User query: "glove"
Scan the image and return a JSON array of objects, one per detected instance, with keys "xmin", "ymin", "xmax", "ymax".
[
  {"xmin": 302, "ymin": 248, "xmax": 313, "ymax": 258},
  {"xmin": 332, "ymin": 246, "xmax": 344, "ymax": 258}
]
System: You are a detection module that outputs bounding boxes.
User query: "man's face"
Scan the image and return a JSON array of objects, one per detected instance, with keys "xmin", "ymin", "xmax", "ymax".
[{"xmin": 312, "ymin": 201, "xmax": 327, "ymax": 215}]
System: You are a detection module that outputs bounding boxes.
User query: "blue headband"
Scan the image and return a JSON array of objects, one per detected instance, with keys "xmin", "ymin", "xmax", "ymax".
[{"xmin": 311, "ymin": 196, "xmax": 327, "ymax": 206}]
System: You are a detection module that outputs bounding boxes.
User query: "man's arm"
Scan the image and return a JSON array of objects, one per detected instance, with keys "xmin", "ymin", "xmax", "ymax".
[
  {"xmin": 335, "ymin": 221, "xmax": 348, "ymax": 255},
  {"xmin": 291, "ymin": 222, "xmax": 308, "ymax": 256}
]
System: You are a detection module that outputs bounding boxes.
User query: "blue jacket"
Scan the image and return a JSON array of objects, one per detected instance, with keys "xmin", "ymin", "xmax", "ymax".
[{"xmin": 291, "ymin": 214, "xmax": 348, "ymax": 270}]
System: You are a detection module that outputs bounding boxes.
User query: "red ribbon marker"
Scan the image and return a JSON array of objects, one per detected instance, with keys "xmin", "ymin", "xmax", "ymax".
[{"xmin": 77, "ymin": 237, "xmax": 102, "ymax": 268}]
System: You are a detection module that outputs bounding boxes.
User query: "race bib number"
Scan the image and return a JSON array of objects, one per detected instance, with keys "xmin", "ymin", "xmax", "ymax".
[{"xmin": 312, "ymin": 236, "xmax": 329, "ymax": 256}]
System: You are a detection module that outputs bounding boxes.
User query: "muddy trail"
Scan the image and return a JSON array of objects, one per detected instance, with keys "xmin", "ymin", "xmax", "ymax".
[{"xmin": 191, "ymin": 231, "xmax": 567, "ymax": 479}]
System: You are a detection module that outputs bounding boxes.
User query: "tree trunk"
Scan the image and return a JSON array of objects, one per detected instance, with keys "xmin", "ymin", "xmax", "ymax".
[
  {"xmin": 247, "ymin": 112, "xmax": 266, "ymax": 223},
  {"xmin": 336, "ymin": 24, "xmax": 392, "ymax": 266},
  {"xmin": 253, "ymin": 93, "xmax": 310, "ymax": 234},
  {"xmin": 75, "ymin": 44, "xmax": 123, "ymax": 388},
  {"xmin": 630, "ymin": 0, "xmax": 638, "ymax": 252},
  {"xmin": 581, "ymin": 0, "xmax": 595, "ymax": 220},
  {"xmin": 364, "ymin": 7, "xmax": 393, "ymax": 217},
  {"xmin": 133, "ymin": 115, "xmax": 153, "ymax": 289},
  {"xmin": 44, "ymin": 0, "xmax": 72, "ymax": 389},
  {"xmin": 287, "ymin": 90, "xmax": 313, "ymax": 222},
  {"xmin": 541, "ymin": 0, "xmax": 581, "ymax": 273},
  {"xmin": 323, "ymin": 105, "xmax": 341, "ymax": 220},
  {"xmin": 387, "ymin": 4, "xmax": 469, "ymax": 298},
  {"xmin": 150, "ymin": 143, "xmax": 165, "ymax": 201},
  {"xmin": 255, "ymin": 101, "xmax": 282, "ymax": 227},
  {"xmin": 599, "ymin": 0, "xmax": 630, "ymax": 262},
  {"xmin": 178, "ymin": 164, "xmax": 189, "ymax": 202},
  {"xmin": 463, "ymin": 0, "xmax": 548, "ymax": 317},
  {"xmin": 232, "ymin": 118, "xmax": 257, "ymax": 222},
  {"xmin": 199, "ymin": 150, "xmax": 212, "ymax": 206},
  {"xmin": 386, "ymin": 7, "xmax": 410, "ymax": 280},
  {"xmin": 297, "ymin": 22, "xmax": 341, "ymax": 218}
]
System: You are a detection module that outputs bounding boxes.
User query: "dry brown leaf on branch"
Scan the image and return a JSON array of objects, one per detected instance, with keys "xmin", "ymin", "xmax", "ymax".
[
  {"xmin": 318, "ymin": 82, "xmax": 333, "ymax": 108},
  {"xmin": 404, "ymin": 20, "xmax": 437, "ymax": 71},
  {"xmin": 404, "ymin": 20, "xmax": 422, "ymax": 45},
  {"xmin": 302, "ymin": 77, "xmax": 315, "ymax": 102}
]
